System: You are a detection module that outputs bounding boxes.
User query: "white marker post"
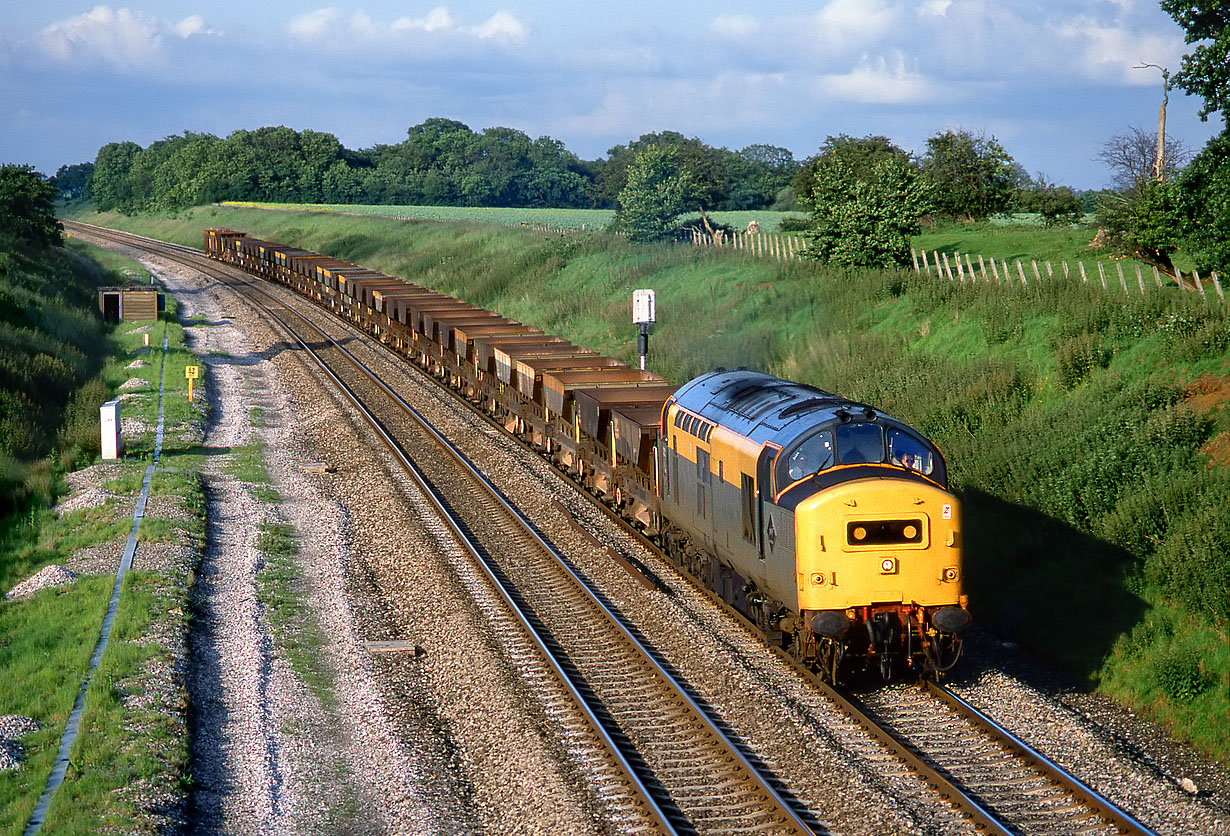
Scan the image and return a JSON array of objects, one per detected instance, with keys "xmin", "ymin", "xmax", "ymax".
[
  {"xmin": 632, "ymin": 289, "xmax": 656, "ymax": 371},
  {"xmin": 100, "ymin": 400, "xmax": 122, "ymax": 460}
]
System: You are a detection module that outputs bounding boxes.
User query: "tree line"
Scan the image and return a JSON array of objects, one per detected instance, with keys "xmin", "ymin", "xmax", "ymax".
[{"xmin": 66, "ymin": 121, "xmax": 800, "ymax": 216}]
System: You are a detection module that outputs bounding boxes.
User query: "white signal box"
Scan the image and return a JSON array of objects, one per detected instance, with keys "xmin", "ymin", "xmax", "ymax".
[
  {"xmin": 633, "ymin": 289, "xmax": 656, "ymax": 325},
  {"xmin": 100, "ymin": 399, "xmax": 122, "ymax": 460}
]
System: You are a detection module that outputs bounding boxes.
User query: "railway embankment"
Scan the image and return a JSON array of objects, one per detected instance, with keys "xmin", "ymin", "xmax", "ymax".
[{"xmin": 0, "ymin": 243, "xmax": 203, "ymax": 833}]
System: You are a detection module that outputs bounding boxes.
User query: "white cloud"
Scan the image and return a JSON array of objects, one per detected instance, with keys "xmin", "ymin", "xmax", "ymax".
[
  {"xmin": 919, "ymin": 0, "xmax": 952, "ymax": 18},
  {"xmin": 33, "ymin": 6, "xmax": 215, "ymax": 71},
  {"xmin": 289, "ymin": 6, "xmax": 527, "ymax": 45},
  {"xmin": 173, "ymin": 15, "xmax": 213, "ymax": 39},
  {"xmin": 392, "ymin": 7, "xmax": 455, "ymax": 34},
  {"xmin": 814, "ymin": 0, "xmax": 900, "ymax": 48},
  {"xmin": 819, "ymin": 53, "xmax": 938, "ymax": 103},
  {"xmin": 1050, "ymin": 15, "xmax": 1184, "ymax": 83},
  {"xmin": 711, "ymin": 14, "xmax": 759, "ymax": 38},
  {"xmin": 36, "ymin": 6, "xmax": 164, "ymax": 70},
  {"xmin": 470, "ymin": 11, "xmax": 527, "ymax": 41},
  {"xmin": 287, "ymin": 8, "xmax": 342, "ymax": 41}
]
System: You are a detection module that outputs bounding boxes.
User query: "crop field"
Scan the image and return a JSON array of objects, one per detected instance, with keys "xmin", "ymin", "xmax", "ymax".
[{"xmin": 220, "ymin": 202, "xmax": 810, "ymax": 233}]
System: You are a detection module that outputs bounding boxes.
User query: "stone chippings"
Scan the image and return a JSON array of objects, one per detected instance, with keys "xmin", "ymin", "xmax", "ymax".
[
  {"xmin": 0, "ymin": 716, "xmax": 40, "ymax": 772},
  {"xmin": 74, "ymin": 242, "xmax": 1228, "ymax": 836},
  {"xmin": 4, "ymin": 565, "xmax": 78, "ymax": 601}
]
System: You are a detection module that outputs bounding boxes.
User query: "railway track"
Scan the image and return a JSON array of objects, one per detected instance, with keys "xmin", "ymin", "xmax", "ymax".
[
  {"xmin": 71, "ymin": 222, "xmax": 1165, "ymax": 836},
  {"xmin": 69, "ymin": 222, "xmax": 819, "ymax": 834}
]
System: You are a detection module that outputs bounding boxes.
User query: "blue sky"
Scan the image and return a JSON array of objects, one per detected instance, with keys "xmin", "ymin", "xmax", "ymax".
[{"xmin": 1, "ymin": 1, "xmax": 1223, "ymax": 190}]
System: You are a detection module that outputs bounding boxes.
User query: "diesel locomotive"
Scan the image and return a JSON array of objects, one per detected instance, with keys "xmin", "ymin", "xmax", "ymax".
[{"xmin": 205, "ymin": 229, "xmax": 970, "ymax": 681}]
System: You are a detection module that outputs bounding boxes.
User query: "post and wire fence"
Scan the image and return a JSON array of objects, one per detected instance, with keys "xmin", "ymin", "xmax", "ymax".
[{"xmin": 909, "ymin": 247, "xmax": 1225, "ymax": 305}]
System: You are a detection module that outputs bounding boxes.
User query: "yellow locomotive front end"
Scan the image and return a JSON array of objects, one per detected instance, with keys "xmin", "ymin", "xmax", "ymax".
[{"xmin": 794, "ymin": 474, "xmax": 967, "ymax": 680}]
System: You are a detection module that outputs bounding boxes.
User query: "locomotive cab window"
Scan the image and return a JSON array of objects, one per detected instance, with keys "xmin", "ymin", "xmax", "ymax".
[
  {"xmin": 836, "ymin": 423, "xmax": 884, "ymax": 465},
  {"xmin": 887, "ymin": 429, "xmax": 935, "ymax": 476},
  {"xmin": 778, "ymin": 430, "xmax": 834, "ymax": 489}
]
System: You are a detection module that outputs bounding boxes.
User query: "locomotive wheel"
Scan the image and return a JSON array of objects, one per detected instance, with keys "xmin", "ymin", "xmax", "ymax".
[{"xmin": 818, "ymin": 638, "xmax": 844, "ymax": 685}]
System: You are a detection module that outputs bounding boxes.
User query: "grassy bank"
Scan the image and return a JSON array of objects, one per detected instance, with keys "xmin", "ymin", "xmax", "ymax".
[
  {"xmin": 1, "ymin": 247, "xmax": 206, "ymax": 835},
  {"xmin": 68, "ymin": 204, "xmax": 1230, "ymax": 761}
]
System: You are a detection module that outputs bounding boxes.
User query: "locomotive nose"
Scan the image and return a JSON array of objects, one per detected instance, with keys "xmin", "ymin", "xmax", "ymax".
[{"xmin": 932, "ymin": 606, "xmax": 971, "ymax": 633}]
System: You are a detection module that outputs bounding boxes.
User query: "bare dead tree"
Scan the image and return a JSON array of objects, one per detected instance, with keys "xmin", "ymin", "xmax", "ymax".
[{"xmin": 1096, "ymin": 127, "xmax": 1191, "ymax": 194}]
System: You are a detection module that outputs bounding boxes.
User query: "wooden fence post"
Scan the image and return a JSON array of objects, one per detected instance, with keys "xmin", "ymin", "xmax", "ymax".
[
  {"xmin": 965, "ymin": 254, "xmax": 976, "ymax": 282},
  {"xmin": 1002, "ymin": 260, "xmax": 1011, "ymax": 285},
  {"xmin": 1063, "ymin": 261, "xmax": 1070, "ymax": 279},
  {"xmin": 941, "ymin": 252, "xmax": 953, "ymax": 280},
  {"xmin": 1135, "ymin": 263, "xmax": 1146, "ymax": 294},
  {"xmin": 1079, "ymin": 262, "xmax": 1088, "ymax": 284},
  {"xmin": 1016, "ymin": 260, "xmax": 1028, "ymax": 286},
  {"xmin": 1045, "ymin": 261, "xmax": 1054, "ymax": 278},
  {"xmin": 1211, "ymin": 271, "xmax": 1224, "ymax": 303},
  {"xmin": 1194, "ymin": 269, "xmax": 1207, "ymax": 301},
  {"xmin": 1031, "ymin": 260, "xmax": 1041, "ymax": 282},
  {"xmin": 1097, "ymin": 262, "xmax": 1108, "ymax": 290},
  {"xmin": 955, "ymin": 253, "xmax": 966, "ymax": 282},
  {"xmin": 912, "ymin": 248, "xmax": 919, "ymax": 272},
  {"xmin": 1115, "ymin": 262, "xmax": 1129, "ymax": 294},
  {"xmin": 989, "ymin": 258, "xmax": 1001, "ymax": 283},
  {"xmin": 978, "ymin": 255, "xmax": 988, "ymax": 282},
  {"xmin": 1153, "ymin": 266, "xmax": 1163, "ymax": 288}
]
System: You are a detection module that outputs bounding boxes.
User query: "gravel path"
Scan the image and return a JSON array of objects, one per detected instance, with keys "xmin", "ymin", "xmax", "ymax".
[{"xmin": 147, "ymin": 255, "xmax": 598, "ymax": 834}]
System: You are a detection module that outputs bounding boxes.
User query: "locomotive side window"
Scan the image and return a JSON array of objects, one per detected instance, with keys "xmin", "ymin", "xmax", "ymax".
[
  {"xmin": 836, "ymin": 423, "xmax": 884, "ymax": 465},
  {"xmin": 887, "ymin": 429, "xmax": 935, "ymax": 475}
]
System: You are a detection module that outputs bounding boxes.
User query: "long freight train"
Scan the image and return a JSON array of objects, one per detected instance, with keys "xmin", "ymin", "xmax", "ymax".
[{"xmin": 205, "ymin": 229, "xmax": 970, "ymax": 681}]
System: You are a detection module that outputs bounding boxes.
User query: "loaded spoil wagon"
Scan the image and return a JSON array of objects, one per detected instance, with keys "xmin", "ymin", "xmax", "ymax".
[{"xmin": 205, "ymin": 229, "xmax": 677, "ymax": 527}]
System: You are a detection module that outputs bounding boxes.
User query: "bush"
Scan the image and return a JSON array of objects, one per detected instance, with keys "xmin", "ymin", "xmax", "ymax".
[{"xmin": 1154, "ymin": 645, "xmax": 1213, "ymax": 703}]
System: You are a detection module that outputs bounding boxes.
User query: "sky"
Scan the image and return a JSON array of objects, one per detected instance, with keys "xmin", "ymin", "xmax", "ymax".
[{"xmin": 1, "ymin": 1, "xmax": 1224, "ymax": 191}]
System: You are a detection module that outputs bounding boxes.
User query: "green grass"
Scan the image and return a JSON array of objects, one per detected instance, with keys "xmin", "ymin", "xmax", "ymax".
[
  {"xmin": 0, "ymin": 273, "xmax": 206, "ymax": 834},
  {"xmin": 67, "ymin": 203, "xmax": 1230, "ymax": 763}
]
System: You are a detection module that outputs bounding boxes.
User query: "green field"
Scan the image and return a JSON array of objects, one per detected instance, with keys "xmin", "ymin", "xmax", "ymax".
[{"xmin": 67, "ymin": 203, "xmax": 1230, "ymax": 763}]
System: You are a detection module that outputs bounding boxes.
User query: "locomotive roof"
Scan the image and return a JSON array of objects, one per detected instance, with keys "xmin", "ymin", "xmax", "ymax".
[{"xmin": 671, "ymin": 368, "xmax": 909, "ymax": 447}]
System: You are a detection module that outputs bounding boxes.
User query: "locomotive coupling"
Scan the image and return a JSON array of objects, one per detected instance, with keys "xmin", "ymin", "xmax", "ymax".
[
  {"xmin": 931, "ymin": 606, "xmax": 972, "ymax": 633},
  {"xmin": 809, "ymin": 610, "xmax": 854, "ymax": 638}
]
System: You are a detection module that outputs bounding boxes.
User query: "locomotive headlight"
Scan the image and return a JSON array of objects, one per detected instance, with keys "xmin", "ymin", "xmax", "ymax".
[
  {"xmin": 902, "ymin": 524, "xmax": 918, "ymax": 540},
  {"xmin": 852, "ymin": 526, "xmax": 867, "ymax": 541},
  {"xmin": 942, "ymin": 566, "xmax": 959, "ymax": 582},
  {"xmin": 880, "ymin": 557, "xmax": 897, "ymax": 574}
]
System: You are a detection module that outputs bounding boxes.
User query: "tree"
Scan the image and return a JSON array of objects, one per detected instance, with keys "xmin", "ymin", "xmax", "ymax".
[
  {"xmin": 0, "ymin": 165, "xmax": 63, "ymax": 247},
  {"xmin": 1020, "ymin": 175, "xmax": 1083, "ymax": 227},
  {"xmin": 1160, "ymin": 1, "xmax": 1230, "ymax": 122},
  {"xmin": 796, "ymin": 135, "xmax": 930, "ymax": 268},
  {"xmin": 1176, "ymin": 126, "xmax": 1230, "ymax": 272},
  {"xmin": 1097, "ymin": 127, "xmax": 1191, "ymax": 193},
  {"xmin": 609, "ymin": 147, "xmax": 696, "ymax": 242},
  {"xmin": 91, "ymin": 141, "xmax": 142, "ymax": 212},
  {"xmin": 919, "ymin": 129, "xmax": 1020, "ymax": 220},
  {"xmin": 595, "ymin": 132, "xmax": 726, "ymax": 210},
  {"xmin": 1095, "ymin": 179, "xmax": 1183, "ymax": 274},
  {"xmin": 50, "ymin": 162, "xmax": 94, "ymax": 202}
]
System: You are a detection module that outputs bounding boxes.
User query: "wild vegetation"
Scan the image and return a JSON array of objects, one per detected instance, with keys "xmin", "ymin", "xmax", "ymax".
[{"xmin": 67, "ymin": 203, "xmax": 1230, "ymax": 761}]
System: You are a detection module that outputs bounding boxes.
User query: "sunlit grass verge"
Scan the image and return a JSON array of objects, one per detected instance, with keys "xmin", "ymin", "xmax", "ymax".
[{"xmin": 0, "ymin": 576, "xmax": 112, "ymax": 836}]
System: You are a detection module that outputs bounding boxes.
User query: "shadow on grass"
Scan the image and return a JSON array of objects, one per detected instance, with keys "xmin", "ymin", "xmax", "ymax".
[{"xmin": 959, "ymin": 487, "xmax": 1147, "ymax": 686}]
